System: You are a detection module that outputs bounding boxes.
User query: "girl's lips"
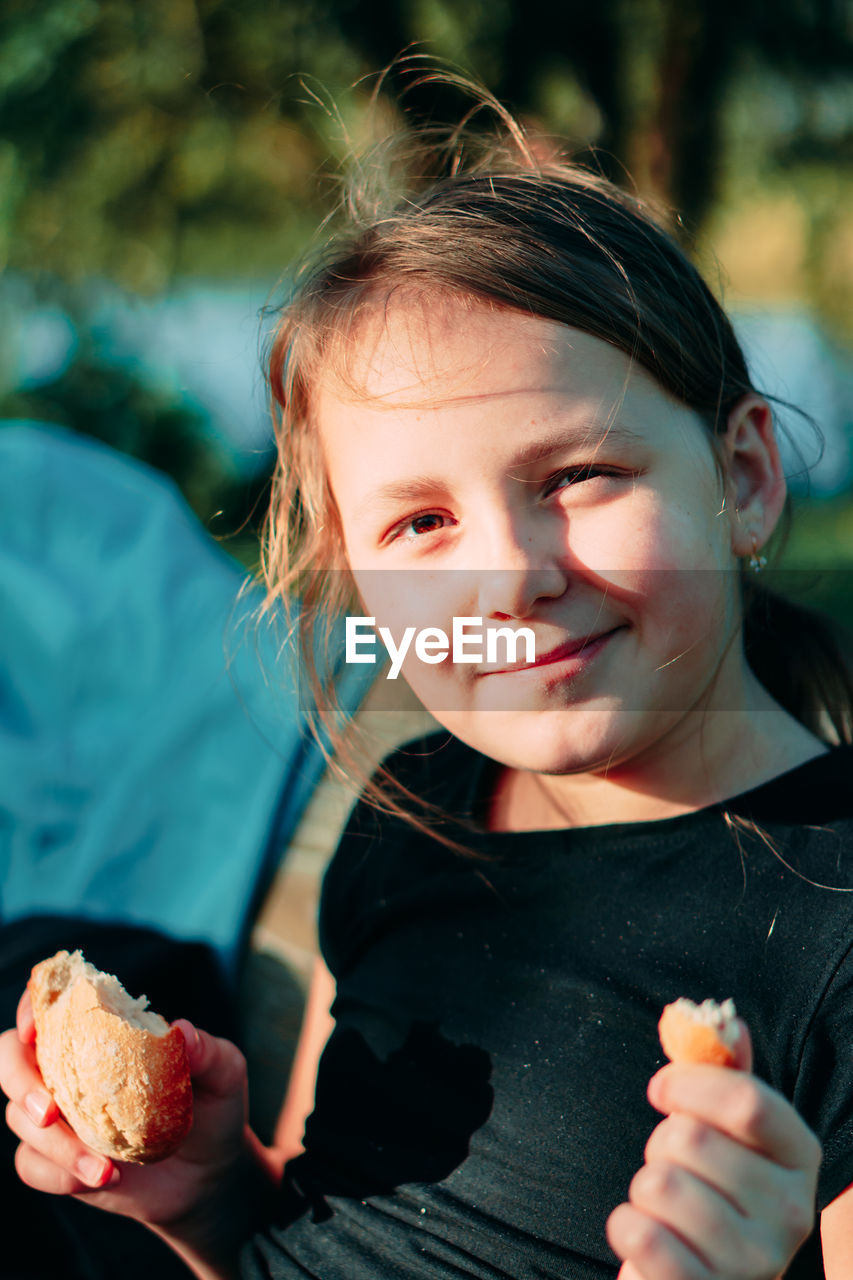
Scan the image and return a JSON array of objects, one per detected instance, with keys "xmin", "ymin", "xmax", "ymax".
[{"xmin": 482, "ymin": 626, "xmax": 624, "ymax": 675}]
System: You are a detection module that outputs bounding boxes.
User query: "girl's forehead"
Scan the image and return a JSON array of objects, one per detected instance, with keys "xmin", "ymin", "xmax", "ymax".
[
  {"xmin": 318, "ymin": 297, "xmax": 633, "ymax": 409},
  {"xmin": 312, "ymin": 294, "xmax": 717, "ymax": 488},
  {"xmin": 314, "ymin": 306, "xmax": 717, "ymax": 492}
]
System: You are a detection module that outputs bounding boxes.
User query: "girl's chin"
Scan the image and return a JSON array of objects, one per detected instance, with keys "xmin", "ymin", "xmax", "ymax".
[{"xmin": 436, "ymin": 705, "xmax": 654, "ymax": 775}]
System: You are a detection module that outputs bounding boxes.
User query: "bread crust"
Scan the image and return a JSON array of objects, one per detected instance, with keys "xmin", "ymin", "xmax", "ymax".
[
  {"xmin": 658, "ymin": 997, "xmax": 740, "ymax": 1067},
  {"xmin": 29, "ymin": 950, "xmax": 193, "ymax": 1163}
]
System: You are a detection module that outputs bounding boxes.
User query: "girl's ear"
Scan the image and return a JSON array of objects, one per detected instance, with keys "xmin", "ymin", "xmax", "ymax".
[{"xmin": 722, "ymin": 393, "xmax": 787, "ymax": 558}]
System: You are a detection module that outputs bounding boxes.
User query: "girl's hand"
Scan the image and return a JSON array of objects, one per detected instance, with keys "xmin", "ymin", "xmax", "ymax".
[
  {"xmin": 0, "ymin": 988, "xmax": 250, "ymax": 1230},
  {"xmin": 606, "ymin": 1027, "xmax": 822, "ymax": 1279}
]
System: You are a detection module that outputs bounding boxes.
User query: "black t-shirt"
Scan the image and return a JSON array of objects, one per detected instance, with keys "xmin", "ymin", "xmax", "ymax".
[{"xmin": 242, "ymin": 733, "xmax": 853, "ymax": 1279}]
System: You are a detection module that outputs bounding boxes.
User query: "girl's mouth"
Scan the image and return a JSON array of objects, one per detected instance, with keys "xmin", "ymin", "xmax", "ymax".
[{"xmin": 481, "ymin": 626, "xmax": 625, "ymax": 676}]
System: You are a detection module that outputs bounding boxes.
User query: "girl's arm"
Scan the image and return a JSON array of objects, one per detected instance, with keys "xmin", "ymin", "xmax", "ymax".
[
  {"xmin": 150, "ymin": 956, "xmax": 336, "ymax": 1271},
  {"xmin": 146, "ymin": 1127, "xmax": 281, "ymax": 1280},
  {"xmin": 821, "ymin": 1181, "xmax": 853, "ymax": 1277},
  {"xmin": 272, "ymin": 956, "xmax": 336, "ymax": 1167},
  {"xmin": 145, "ymin": 962, "xmax": 339, "ymax": 1280},
  {"xmin": 160, "ymin": 956, "xmax": 333, "ymax": 1273}
]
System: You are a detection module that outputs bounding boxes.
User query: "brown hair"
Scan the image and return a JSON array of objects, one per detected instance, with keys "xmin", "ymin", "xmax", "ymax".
[{"xmin": 260, "ymin": 95, "xmax": 853, "ymax": 844}]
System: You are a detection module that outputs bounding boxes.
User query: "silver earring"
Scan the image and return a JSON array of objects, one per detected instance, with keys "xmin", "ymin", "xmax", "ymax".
[{"xmin": 748, "ymin": 534, "xmax": 767, "ymax": 573}]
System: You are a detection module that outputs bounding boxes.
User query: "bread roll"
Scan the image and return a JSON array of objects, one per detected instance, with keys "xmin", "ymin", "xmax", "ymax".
[
  {"xmin": 29, "ymin": 949, "xmax": 193, "ymax": 1163},
  {"xmin": 658, "ymin": 996, "xmax": 740, "ymax": 1067}
]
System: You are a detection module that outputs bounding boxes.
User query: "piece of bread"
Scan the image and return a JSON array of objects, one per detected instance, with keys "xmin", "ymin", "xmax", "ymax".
[
  {"xmin": 29, "ymin": 949, "xmax": 193, "ymax": 1163},
  {"xmin": 658, "ymin": 996, "xmax": 740, "ymax": 1067}
]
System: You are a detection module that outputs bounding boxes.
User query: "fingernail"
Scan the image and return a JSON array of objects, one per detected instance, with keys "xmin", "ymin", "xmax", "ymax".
[
  {"xmin": 647, "ymin": 1073, "xmax": 664, "ymax": 1108},
  {"xmin": 77, "ymin": 1154, "xmax": 110, "ymax": 1186},
  {"xmin": 174, "ymin": 1020, "xmax": 201, "ymax": 1063},
  {"xmin": 24, "ymin": 1090, "xmax": 51, "ymax": 1125}
]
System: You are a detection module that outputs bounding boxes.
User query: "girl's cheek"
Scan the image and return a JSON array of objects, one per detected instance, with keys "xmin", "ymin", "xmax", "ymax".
[
  {"xmin": 571, "ymin": 531, "xmax": 670, "ymax": 582},
  {"xmin": 595, "ymin": 503, "xmax": 718, "ymax": 574},
  {"xmin": 353, "ymin": 577, "xmax": 465, "ymax": 646}
]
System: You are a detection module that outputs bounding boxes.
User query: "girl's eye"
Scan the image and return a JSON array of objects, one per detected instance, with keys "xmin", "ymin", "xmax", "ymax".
[
  {"xmin": 543, "ymin": 464, "xmax": 622, "ymax": 495},
  {"xmin": 392, "ymin": 512, "xmax": 450, "ymax": 541}
]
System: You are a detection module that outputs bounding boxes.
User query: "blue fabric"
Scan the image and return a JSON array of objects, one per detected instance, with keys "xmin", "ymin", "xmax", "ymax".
[{"xmin": 0, "ymin": 422, "xmax": 370, "ymax": 976}]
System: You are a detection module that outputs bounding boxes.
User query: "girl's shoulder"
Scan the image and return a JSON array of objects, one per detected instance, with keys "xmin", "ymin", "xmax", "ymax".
[{"xmin": 722, "ymin": 740, "xmax": 853, "ymax": 827}]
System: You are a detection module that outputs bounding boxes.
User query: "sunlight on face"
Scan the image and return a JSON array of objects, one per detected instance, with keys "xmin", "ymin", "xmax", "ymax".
[{"xmin": 315, "ymin": 297, "xmax": 747, "ymax": 777}]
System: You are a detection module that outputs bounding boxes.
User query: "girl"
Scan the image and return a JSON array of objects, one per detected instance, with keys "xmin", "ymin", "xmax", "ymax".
[{"xmin": 2, "ymin": 96, "xmax": 852, "ymax": 1280}]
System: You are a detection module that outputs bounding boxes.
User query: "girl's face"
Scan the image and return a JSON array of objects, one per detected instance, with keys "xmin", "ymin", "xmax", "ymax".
[{"xmin": 316, "ymin": 300, "xmax": 758, "ymax": 777}]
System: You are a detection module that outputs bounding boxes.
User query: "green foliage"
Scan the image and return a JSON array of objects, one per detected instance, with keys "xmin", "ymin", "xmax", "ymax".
[
  {"xmin": 0, "ymin": 0, "xmax": 366, "ymax": 285},
  {"xmin": 778, "ymin": 495, "xmax": 853, "ymax": 630},
  {"xmin": 2, "ymin": 0, "xmax": 851, "ymax": 286}
]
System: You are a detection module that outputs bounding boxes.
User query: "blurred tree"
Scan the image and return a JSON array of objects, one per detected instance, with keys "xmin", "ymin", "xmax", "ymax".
[
  {"xmin": 0, "ymin": 0, "xmax": 361, "ymax": 287},
  {"xmin": 2, "ymin": 0, "xmax": 851, "ymax": 284}
]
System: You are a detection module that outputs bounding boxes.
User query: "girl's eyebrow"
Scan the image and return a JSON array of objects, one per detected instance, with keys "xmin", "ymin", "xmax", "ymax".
[
  {"xmin": 356, "ymin": 421, "xmax": 644, "ymax": 517},
  {"xmin": 356, "ymin": 476, "xmax": 446, "ymax": 518},
  {"xmin": 503, "ymin": 421, "xmax": 644, "ymax": 468}
]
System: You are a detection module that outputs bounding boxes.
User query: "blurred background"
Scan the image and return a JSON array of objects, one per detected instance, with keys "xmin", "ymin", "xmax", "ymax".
[{"xmin": 1, "ymin": 0, "xmax": 852, "ymax": 613}]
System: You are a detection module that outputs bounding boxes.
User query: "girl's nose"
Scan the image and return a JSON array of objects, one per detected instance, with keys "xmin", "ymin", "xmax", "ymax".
[{"xmin": 474, "ymin": 521, "xmax": 568, "ymax": 620}]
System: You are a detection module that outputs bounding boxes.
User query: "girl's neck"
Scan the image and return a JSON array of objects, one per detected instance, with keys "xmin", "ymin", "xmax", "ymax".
[{"xmin": 485, "ymin": 693, "xmax": 829, "ymax": 834}]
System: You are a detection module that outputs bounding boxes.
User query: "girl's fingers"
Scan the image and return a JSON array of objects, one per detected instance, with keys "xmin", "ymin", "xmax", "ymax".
[
  {"xmin": 730, "ymin": 1016, "xmax": 753, "ymax": 1073},
  {"xmin": 612, "ymin": 1081, "xmax": 820, "ymax": 1280},
  {"xmin": 15, "ymin": 1139, "xmax": 93, "ymax": 1197},
  {"xmin": 616, "ymin": 1263, "xmax": 649, "ymax": 1280},
  {"xmin": 17, "ymin": 990, "xmax": 35, "ymax": 1045},
  {"xmin": 644, "ymin": 1109, "xmax": 816, "ymax": 1231},
  {"xmin": 3, "ymin": 1017, "xmax": 118, "ymax": 1195},
  {"xmin": 173, "ymin": 1020, "xmax": 247, "ymax": 1101},
  {"xmin": 607, "ymin": 1200, "xmax": 711, "ymax": 1280},
  {"xmin": 0, "ymin": 1027, "xmax": 58, "ymax": 1128},
  {"xmin": 6, "ymin": 1100, "xmax": 117, "ymax": 1191},
  {"xmin": 14, "ymin": 1137, "xmax": 118, "ymax": 1197},
  {"xmin": 648, "ymin": 1063, "xmax": 822, "ymax": 1171},
  {"xmin": 624, "ymin": 1158, "xmax": 795, "ymax": 1279}
]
